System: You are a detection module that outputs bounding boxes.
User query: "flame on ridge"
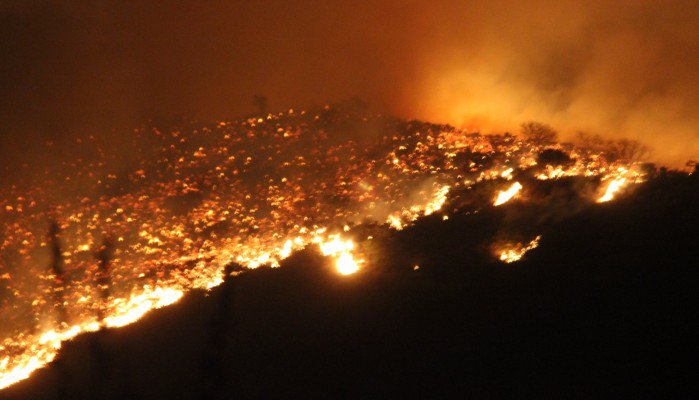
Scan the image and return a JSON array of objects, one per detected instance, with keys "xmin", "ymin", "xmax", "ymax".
[
  {"xmin": 318, "ymin": 234, "xmax": 363, "ymax": 275},
  {"xmin": 598, "ymin": 178, "xmax": 627, "ymax": 203},
  {"xmin": 498, "ymin": 235, "xmax": 542, "ymax": 263},
  {"xmin": 0, "ymin": 108, "xmax": 650, "ymax": 389},
  {"xmin": 387, "ymin": 184, "xmax": 450, "ymax": 230},
  {"xmin": 494, "ymin": 182, "xmax": 523, "ymax": 206}
]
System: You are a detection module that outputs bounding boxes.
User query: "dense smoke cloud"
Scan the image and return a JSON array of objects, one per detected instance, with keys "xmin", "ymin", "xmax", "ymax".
[
  {"xmin": 407, "ymin": 0, "xmax": 699, "ymax": 167},
  {"xmin": 1, "ymin": 0, "xmax": 698, "ymax": 166}
]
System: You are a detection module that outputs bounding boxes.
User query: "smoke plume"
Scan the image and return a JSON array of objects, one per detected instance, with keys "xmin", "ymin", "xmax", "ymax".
[{"xmin": 1, "ymin": 0, "xmax": 698, "ymax": 166}]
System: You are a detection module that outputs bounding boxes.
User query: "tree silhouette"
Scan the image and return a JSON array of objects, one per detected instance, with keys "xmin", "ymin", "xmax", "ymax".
[
  {"xmin": 96, "ymin": 237, "xmax": 114, "ymax": 324},
  {"xmin": 577, "ymin": 132, "xmax": 649, "ymax": 162},
  {"xmin": 537, "ymin": 149, "xmax": 573, "ymax": 166},
  {"xmin": 48, "ymin": 220, "xmax": 67, "ymax": 328},
  {"xmin": 520, "ymin": 121, "xmax": 558, "ymax": 145},
  {"xmin": 252, "ymin": 95, "xmax": 268, "ymax": 116},
  {"xmin": 608, "ymin": 138, "xmax": 649, "ymax": 161}
]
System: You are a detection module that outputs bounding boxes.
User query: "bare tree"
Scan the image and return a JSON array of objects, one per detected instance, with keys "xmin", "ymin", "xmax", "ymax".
[
  {"xmin": 201, "ymin": 263, "xmax": 240, "ymax": 398},
  {"xmin": 252, "ymin": 95, "xmax": 268, "ymax": 116},
  {"xmin": 48, "ymin": 220, "xmax": 71, "ymax": 400},
  {"xmin": 576, "ymin": 131, "xmax": 606, "ymax": 151},
  {"xmin": 96, "ymin": 237, "xmax": 114, "ymax": 323},
  {"xmin": 520, "ymin": 121, "xmax": 558, "ymax": 145},
  {"xmin": 48, "ymin": 220, "xmax": 67, "ymax": 328},
  {"xmin": 687, "ymin": 160, "xmax": 698, "ymax": 172},
  {"xmin": 608, "ymin": 138, "xmax": 650, "ymax": 161},
  {"xmin": 577, "ymin": 132, "xmax": 650, "ymax": 162}
]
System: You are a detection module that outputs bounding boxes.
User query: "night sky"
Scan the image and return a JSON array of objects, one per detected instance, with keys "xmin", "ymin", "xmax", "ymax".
[
  {"xmin": 1, "ymin": 2, "xmax": 698, "ymax": 397},
  {"xmin": 1, "ymin": 1, "xmax": 698, "ymax": 166}
]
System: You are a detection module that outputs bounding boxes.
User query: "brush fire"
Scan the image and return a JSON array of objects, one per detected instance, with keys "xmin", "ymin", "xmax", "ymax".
[{"xmin": 0, "ymin": 106, "xmax": 654, "ymax": 389}]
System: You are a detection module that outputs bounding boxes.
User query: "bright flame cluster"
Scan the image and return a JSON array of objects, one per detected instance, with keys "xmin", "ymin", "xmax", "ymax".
[
  {"xmin": 494, "ymin": 182, "xmax": 523, "ymax": 206},
  {"xmin": 598, "ymin": 178, "xmax": 626, "ymax": 203},
  {"xmin": 318, "ymin": 235, "xmax": 363, "ymax": 275},
  {"xmin": 498, "ymin": 236, "xmax": 542, "ymax": 263}
]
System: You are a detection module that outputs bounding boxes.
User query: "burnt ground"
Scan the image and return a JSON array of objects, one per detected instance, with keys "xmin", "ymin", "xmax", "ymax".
[{"xmin": 2, "ymin": 170, "xmax": 697, "ymax": 399}]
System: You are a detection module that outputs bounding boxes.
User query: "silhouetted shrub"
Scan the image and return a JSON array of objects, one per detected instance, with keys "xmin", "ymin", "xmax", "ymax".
[
  {"xmin": 520, "ymin": 121, "xmax": 558, "ymax": 145},
  {"xmin": 537, "ymin": 149, "xmax": 573, "ymax": 166}
]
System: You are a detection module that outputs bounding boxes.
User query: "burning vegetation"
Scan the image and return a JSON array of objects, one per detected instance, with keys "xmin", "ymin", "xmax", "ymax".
[
  {"xmin": 497, "ymin": 235, "xmax": 542, "ymax": 264},
  {"xmin": 0, "ymin": 103, "xmax": 667, "ymax": 389}
]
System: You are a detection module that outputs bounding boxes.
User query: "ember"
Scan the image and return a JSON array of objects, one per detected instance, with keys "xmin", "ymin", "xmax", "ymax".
[
  {"xmin": 0, "ymin": 107, "xmax": 651, "ymax": 389},
  {"xmin": 498, "ymin": 236, "xmax": 542, "ymax": 264}
]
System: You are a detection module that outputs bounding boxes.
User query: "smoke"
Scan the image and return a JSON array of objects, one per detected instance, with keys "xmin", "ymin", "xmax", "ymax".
[
  {"xmin": 406, "ymin": 0, "xmax": 699, "ymax": 167},
  {"xmin": 1, "ymin": 0, "xmax": 698, "ymax": 167}
]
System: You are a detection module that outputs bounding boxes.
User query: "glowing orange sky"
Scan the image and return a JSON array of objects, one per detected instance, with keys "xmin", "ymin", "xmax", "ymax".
[{"xmin": 1, "ymin": 0, "xmax": 697, "ymax": 166}]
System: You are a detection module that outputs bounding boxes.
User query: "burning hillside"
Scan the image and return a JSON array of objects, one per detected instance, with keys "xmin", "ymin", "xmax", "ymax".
[{"xmin": 0, "ymin": 104, "xmax": 666, "ymax": 389}]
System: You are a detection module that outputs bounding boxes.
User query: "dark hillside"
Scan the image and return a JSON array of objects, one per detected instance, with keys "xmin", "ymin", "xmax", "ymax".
[{"xmin": 2, "ymin": 171, "xmax": 696, "ymax": 399}]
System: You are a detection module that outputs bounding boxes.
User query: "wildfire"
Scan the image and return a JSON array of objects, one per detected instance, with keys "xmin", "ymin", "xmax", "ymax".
[
  {"xmin": 501, "ymin": 168, "xmax": 514, "ymax": 180},
  {"xmin": 335, "ymin": 252, "xmax": 360, "ymax": 275},
  {"xmin": 318, "ymin": 235, "xmax": 363, "ymax": 275},
  {"xmin": 423, "ymin": 185, "xmax": 450, "ymax": 216},
  {"xmin": 0, "ymin": 106, "xmax": 650, "ymax": 390},
  {"xmin": 103, "ymin": 286, "xmax": 184, "ymax": 328},
  {"xmin": 498, "ymin": 236, "xmax": 542, "ymax": 263},
  {"xmin": 598, "ymin": 178, "xmax": 627, "ymax": 203},
  {"xmin": 386, "ymin": 184, "xmax": 451, "ymax": 230},
  {"xmin": 0, "ymin": 320, "xmax": 100, "ymax": 390},
  {"xmin": 596, "ymin": 166, "xmax": 644, "ymax": 203},
  {"xmin": 494, "ymin": 182, "xmax": 523, "ymax": 206}
]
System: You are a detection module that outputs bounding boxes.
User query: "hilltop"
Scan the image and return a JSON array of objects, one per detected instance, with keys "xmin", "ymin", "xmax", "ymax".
[{"xmin": 2, "ymin": 165, "xmax": 696, "ymax": 399}]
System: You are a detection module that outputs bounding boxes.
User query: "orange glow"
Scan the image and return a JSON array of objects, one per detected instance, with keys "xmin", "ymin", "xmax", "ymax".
[
  {"xmin": 0, "ymin": 108, "xmax": 651, "ymax": 389},
  {"xmin": 598, "ymin": 178, "xmax": 627, "ymax": 203},
  {"xmin": 494, "ymin": 182, "xmax": 523, "ymax": 206},
  {"xmin": 335, "ymin": 252, "xmax": 360, "ymax": 275},
  {"xmin": 318, "ymin": 235, "xmax": 364, "ymax": 275},
  {"xmin": 498, "ymin": 236, "xmax": 541, "ymax": 263}
]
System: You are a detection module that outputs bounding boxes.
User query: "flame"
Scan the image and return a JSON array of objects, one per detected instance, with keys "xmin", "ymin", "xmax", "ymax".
[
  {"xmin": 0, "ymin": 321, "xmax": 100, "ymax": 390},
  {"xmin": 386, "ymin": 184, "xmax": 451, "ymax": 230},
  {"xmin": 318, "ymin": 235, "xmax": 355, "ymax": 256},
  {"xmin": 501, "ymin": 168, "xmax": 514, "ymax": 180},
  {"xmin": 335, "ymin": 251, "xmax": 360, "ymax": 275},
  {"xmin": 598, "ymin": 178, "xmax": 627, "ymax": 203},
  {"xmin": 596, "ymin": 166, "xmax": 643, "ymax": 203},
  {"xmin": 423, "ymin": 185, "xmax": 450, "ymax": 216},
  {"xmin": 498, "ymin": 236, "xmax": 541, "ymax": 263},
  {"xmin": 0, "ymin": 107, "xmax": 651, "ymax": 389},
  {"xmin": 318, "ymin": 234, "xmax": 363, "ymax": 275},
  {"xmin": 103, "ymin": 287, "xmax": 184, "ymax": 328},
  {"xmin": 536, "ymin": 166, "xmax": 567, "ymax": 180},
  {"xmin": 494, "ymin": 182, "xmax": 523, "ymax": 206},
  {"xmin": 387, "ymin": 214, "xmax": 404, "ymax": 230}
]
